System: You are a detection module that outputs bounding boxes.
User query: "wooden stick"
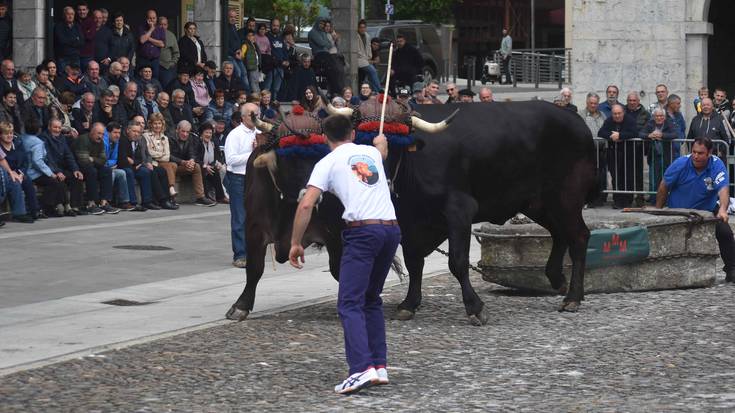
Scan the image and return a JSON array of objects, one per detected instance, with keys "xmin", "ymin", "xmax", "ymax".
[{"xmin": 379, "ymin": 42, "xmax": 394, "ymax": 137}]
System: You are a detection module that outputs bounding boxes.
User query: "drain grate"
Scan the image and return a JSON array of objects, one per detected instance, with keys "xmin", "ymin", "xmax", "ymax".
[
  {"xmin": 113, "ymin": 245, "xmax": 173, "ymax": 251},
  {"xmin": 101, "ymin": 299, "xmax": 155, "ymax": 306}
]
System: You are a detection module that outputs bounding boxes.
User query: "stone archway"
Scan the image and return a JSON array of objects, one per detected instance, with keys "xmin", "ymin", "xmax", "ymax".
[{"xmin": 707, "ymin": 0, "xmax": 735, "ymax": 95}]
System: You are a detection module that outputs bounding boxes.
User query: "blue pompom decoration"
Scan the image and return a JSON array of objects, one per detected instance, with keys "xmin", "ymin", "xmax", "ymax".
[
  {"xmin": 355, "ymin": 131, "xmax": 416, "ymax": 147},
  {"xmin": 276, "ymin": 144, "xmax": 330, "ymax": 159}
]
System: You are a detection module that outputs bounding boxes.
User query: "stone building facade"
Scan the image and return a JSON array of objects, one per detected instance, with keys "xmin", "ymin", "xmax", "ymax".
[{"xmin": 571, "ymin": 0, "xmax": 716, "ymax": 119}]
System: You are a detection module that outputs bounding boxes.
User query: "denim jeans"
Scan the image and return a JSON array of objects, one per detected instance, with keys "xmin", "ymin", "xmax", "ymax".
[
  {"xmin": 228, "ymin": 57, "xmax": 250, "ymax": 93},
  {"xmin": 0, "ymin": 168, "xmax": 27, "ymax": 216},
  {"xmin": 264, "ymin": 67, "xmax": 284, "ymax": 99},
  {"xmin": 158, "ymin": 66, "xmax": 176, "ymax": 90},
  {"xmin": 224, "ymin": 171, "xmax": 246, "ymax": 261},
  {"xmin": 360, "ymin": 64, "xmax": 382, "ymax": 93},
  {"xmin": 21, "ymin": 174, "xmax": 39, "ymax": 215},
  {"xmin": 111, "ymin": 168, "xmax": 129, "ymax": 204}
]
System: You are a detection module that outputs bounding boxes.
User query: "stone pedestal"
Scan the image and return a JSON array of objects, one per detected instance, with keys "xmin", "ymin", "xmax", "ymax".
[
  {"xmin": 194, "ymin": 0, "xmax": 222, "ymax": 67},
  {"xmin": 475, "ymin": 209, "xmax": 719, "ymax": 294},
  {"xmin": 13, "ymin": 0, "xmax": 45, "ymax": 68},
  {"xmin": 331, "ymin": 0, "xmax": 359, "ymax": 90}
]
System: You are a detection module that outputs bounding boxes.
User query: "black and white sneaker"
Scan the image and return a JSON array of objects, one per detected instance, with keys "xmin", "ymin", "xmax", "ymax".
[
  {"xmin": 195, "ymin": 197, "xmax": 216, "ymax": 207},
  {"xmin": 334, "ymin": 367, "xmax": 379, "ymax": 394},
  {"xmin": 100, "ymin": 204, "xmax": 120, "ymax": 214},
  {"xmin": 87, "ymin": 206, "xmax": 105, "ymax": 215}
]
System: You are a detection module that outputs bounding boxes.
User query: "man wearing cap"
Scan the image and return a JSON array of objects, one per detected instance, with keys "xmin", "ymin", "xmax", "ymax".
[
  {"xmin": 289, "ymin": 115, "xmax": 399, "ymax": 394},
  {"xmin": 458, "ymin": 89, "xmax": 475, "ymax": 102},
  {"xmin": 409, "ymin": 82, "xmax": 425, "ymax": 110},
  {"xmin": 396, "ymin": 86, "xmax": 412, "ymax": 109}
]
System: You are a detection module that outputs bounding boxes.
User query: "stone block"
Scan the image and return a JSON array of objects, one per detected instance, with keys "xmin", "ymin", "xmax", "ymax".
[
  {"xmin": 12, "ymin": 9, "xmax": 44, "ymax": 38},
  {"xmin": 13, "ymin": 0, "xmax": 44, "ymax": 10},
  {"xmin": 13, "ymin": 39, "xmax": 44, "ymax": 68},
  {"xmin": 193, "ymin": 0, "xmax": 220, "ymax": 22}
]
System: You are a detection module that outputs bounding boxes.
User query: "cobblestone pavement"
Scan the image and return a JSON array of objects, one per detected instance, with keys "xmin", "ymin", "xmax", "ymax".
[{"xmin": 2, "ymin": 272, "xmax": 735, "ymax": 412}]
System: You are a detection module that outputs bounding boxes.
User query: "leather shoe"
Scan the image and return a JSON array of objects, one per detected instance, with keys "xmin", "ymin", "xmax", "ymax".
[
  {"xmin": 161, "ymin": 200, "xmax": 178, "ymax": 210},
  {"xmin": 143, "ymin": 202, "xmax": 161, "ymax": 210}
]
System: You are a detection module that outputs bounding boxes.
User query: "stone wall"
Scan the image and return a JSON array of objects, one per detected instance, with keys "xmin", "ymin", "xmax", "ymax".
[
  {"xmin": 571, "ymin": 0, "xmax": 711, "ymax": 120},
  {"xmin": 13, "ymin": 0, "xmax": 45, "ymax": 69}
]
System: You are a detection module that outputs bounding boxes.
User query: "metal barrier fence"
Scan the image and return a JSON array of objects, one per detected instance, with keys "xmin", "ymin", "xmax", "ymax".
[
  {"xmin": 592, "ymin": 138, "xmax": 733, "ymax": 200},
  {"xmin": 497, "ymin": 48, "xmax": 571, "ymax": 88}
]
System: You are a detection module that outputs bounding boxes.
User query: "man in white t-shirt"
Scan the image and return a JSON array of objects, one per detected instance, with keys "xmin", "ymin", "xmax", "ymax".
[
  {"xmin": 289, "ymin": 115, "xmax": 401, "ymax": 395},
  {"xmin": 224, "ymin": 103, "xmax": 259, "ymax": 268}
]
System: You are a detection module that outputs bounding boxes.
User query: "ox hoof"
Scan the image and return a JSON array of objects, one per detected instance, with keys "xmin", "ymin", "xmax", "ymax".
[
  {"xmin": 467, "ymin": 308, "xmax": 489, "ymax": 326},
  {"xmin": 225, "ymin": 305, "xmax": 250, "ymax": 321},
  {"xmin": 558, "ymin": 301, "xmax": 580, "ymax": 313},
  {"xmin": 394, "ymin": 308, "xmax": 415, "ymax": 321}
]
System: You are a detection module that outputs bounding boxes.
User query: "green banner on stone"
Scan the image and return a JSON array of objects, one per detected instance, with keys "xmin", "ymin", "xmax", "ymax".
[{"xmin": 586, "ymin": 226, "xmax": 650, "ymax": 268}]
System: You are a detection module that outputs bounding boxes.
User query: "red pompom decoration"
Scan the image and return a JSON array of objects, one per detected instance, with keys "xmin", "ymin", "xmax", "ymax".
[
  {"xmin": 291, "ymin": 105, "xmax": 305, "ymax": 115},
  {"xmin": 357, "ymin": 121, "xmax": 409, "ymax": 135},
  {"xmin": 377, "ymin": 93, "xmax": 391, "ymax": 104},
  {"xmin": 279, "ymin": 133, "xmax": 327, "ymax": 148}
]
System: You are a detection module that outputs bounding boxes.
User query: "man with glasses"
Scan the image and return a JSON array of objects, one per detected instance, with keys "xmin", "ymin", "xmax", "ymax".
[{"xmin": 444, "ymin": 82, "xmax": 459, "ymax": 103}]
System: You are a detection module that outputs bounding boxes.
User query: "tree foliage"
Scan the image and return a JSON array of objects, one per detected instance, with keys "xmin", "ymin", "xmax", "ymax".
[
  {"xmin": 392, "ymin": 0, "xmax": 461, "ymax": 24},
  {"xmin": 243, "ymin": 0, "xmax": 330, "ymax": 36}
]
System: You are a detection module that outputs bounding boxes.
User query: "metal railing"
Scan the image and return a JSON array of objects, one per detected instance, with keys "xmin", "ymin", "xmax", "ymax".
[
  {"xmin": 494, "ymin": 48, "xmax": 571, "ymax": 88},
  {"xmin": 592, "ymin": 138, "xmax": 733, "ymax": 199}
]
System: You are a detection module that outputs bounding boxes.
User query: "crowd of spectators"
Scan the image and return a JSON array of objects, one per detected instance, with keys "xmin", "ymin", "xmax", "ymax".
[{"xmin": 575, "ymin": 83, "xmax": 735, "ymax": 209}]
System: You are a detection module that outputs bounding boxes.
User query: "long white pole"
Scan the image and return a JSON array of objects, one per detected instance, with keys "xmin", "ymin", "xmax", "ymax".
[{"xmin": 379, "ymin": 43, "xmax": 394, "ymax": 137}]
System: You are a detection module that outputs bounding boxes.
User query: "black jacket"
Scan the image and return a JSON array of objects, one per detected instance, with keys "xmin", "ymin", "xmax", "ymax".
[
  {"xmin": 391, "ymin": 44, "xmax": 422, "ymax": 79},
  {"xmin": 0, "ymin": 103, "xmax": 23, "ymax": 134},
  {"xmin": 0, "ymin": 15, "xmax": 12, "ymax": 59},
  {"xmin": 214, "ymin": 74, "xmax": 245, "ymax": 102},
  {"xmin": 687, "ymin": 113, "xmax": 730, "ymax": 142},
  {"xmin": 178, "ymin": 36, "xmax": 208, "ymax": 68},
  {"xmin": 168, "ymin": 136, "xmax": 199, "ymax": 164},
  {"xmin": 21, "ymin": 101, "xmax": 53, "ymax": 132},
  {"xmin": 96, "ymin": 25, "xmax": 135, "ymax": 62},
  {"xmin": 53, "ymin": 21, "xmax": 84, "ymax": 60},
  {"xmin": 114, "ymin": 98, "xmax": 143, "ymax": 125},
  {"xmin": 169, "ymin": 104, "xmax": 194, "ymax": 131},
  {"xmin": 598, "ymin": 113, "xmax": 638, "ymax": 142},
  {"xmin": 41, "ymin": 133, "xmax": 79, "ymax": 172},
  {"xmin": 166, "ymin": 79, "xmax": 195, "ymax": 106},
  {"xmin": 117, "ymin": 134, "xmax": 152, "ymax": 169},
  {"xmin": 71, "ymin": 107, "xmax": 93, "ymax": 135}
]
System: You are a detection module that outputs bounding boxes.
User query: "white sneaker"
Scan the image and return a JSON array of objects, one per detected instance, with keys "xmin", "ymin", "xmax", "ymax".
[
  {"xmin": 376, "ymin": 366, "xmax": 389, "ymax": 385},
  {"xmin": 334, "ymin": 367, "xmax": 379, "ymax": 394}
]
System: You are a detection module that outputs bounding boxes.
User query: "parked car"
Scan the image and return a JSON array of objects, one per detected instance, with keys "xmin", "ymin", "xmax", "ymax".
[{"xmin": 366, "ymin": 20, "xmax": 443, "ymax": 83}]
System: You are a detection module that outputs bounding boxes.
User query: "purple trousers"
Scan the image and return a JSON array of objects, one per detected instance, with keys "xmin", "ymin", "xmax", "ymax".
[{"xmin": 337, "ymin": 223, "xmax": 401, "ymax": 375}]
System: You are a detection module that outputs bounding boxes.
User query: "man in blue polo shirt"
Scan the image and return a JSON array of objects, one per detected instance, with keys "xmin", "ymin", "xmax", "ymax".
[{"xmin": 655, "ymin": 137, "xmax": 735, "ymax": 281}]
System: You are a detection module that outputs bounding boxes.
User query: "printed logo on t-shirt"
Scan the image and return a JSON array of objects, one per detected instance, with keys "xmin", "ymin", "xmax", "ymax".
[
  {"xmin": 704, "ymin": 177, "xmax": 714, "ymax": 190},
  {"xmin": 715, "ymin": 171, "xmax": 726, "ymax": 185},
  {"xmin": 348, "ymin": 154, "xmax": 379, "ymax": 186}
]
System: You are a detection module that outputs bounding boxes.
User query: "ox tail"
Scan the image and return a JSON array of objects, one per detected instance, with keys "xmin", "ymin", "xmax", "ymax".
[
  {"xmin": 391, "ymin": 256, "xmax": 406, "ymax": 282},
  {"xmin": 584, "ymin": 160, "xmax": 602, "ymax": 205}
]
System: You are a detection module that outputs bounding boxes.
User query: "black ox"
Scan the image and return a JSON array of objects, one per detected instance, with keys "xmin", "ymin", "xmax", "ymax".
[{"xmin": 227, "ymin": 100, "xmax": 598, "ymax": 325}]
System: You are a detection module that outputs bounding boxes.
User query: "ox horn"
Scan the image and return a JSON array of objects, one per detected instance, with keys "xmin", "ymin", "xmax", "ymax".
[
  {"xmin": 325, "ymin": 103, "xmax": 354, "ymax": 117},
  {"xmin": 411, "ymin": 108, "xmax": 460, "ymax": 133},
  {"xmin": 252, "ymin": 114, "xmax": 274, "ymax": 132},
  {"xmin": 253, "ymin": 150, "xmax": 277, "ymax": 173}
]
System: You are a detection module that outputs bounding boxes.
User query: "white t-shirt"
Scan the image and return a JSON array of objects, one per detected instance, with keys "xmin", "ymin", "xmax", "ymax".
[{"xmin": 307, "ymin": 142, "xmax": 396, "ymax": 222}]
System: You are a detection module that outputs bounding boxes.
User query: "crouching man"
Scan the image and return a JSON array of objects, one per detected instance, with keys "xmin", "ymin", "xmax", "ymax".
[{"xmin": 655, "ymin": 137, "xmax": 735, "ymax": 282}]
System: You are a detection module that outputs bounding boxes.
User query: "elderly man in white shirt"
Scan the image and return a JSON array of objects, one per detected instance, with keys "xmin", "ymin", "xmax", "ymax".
[{"xmin": 224, "ymin": 103, "xmax": 260, "ymax": 268}]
